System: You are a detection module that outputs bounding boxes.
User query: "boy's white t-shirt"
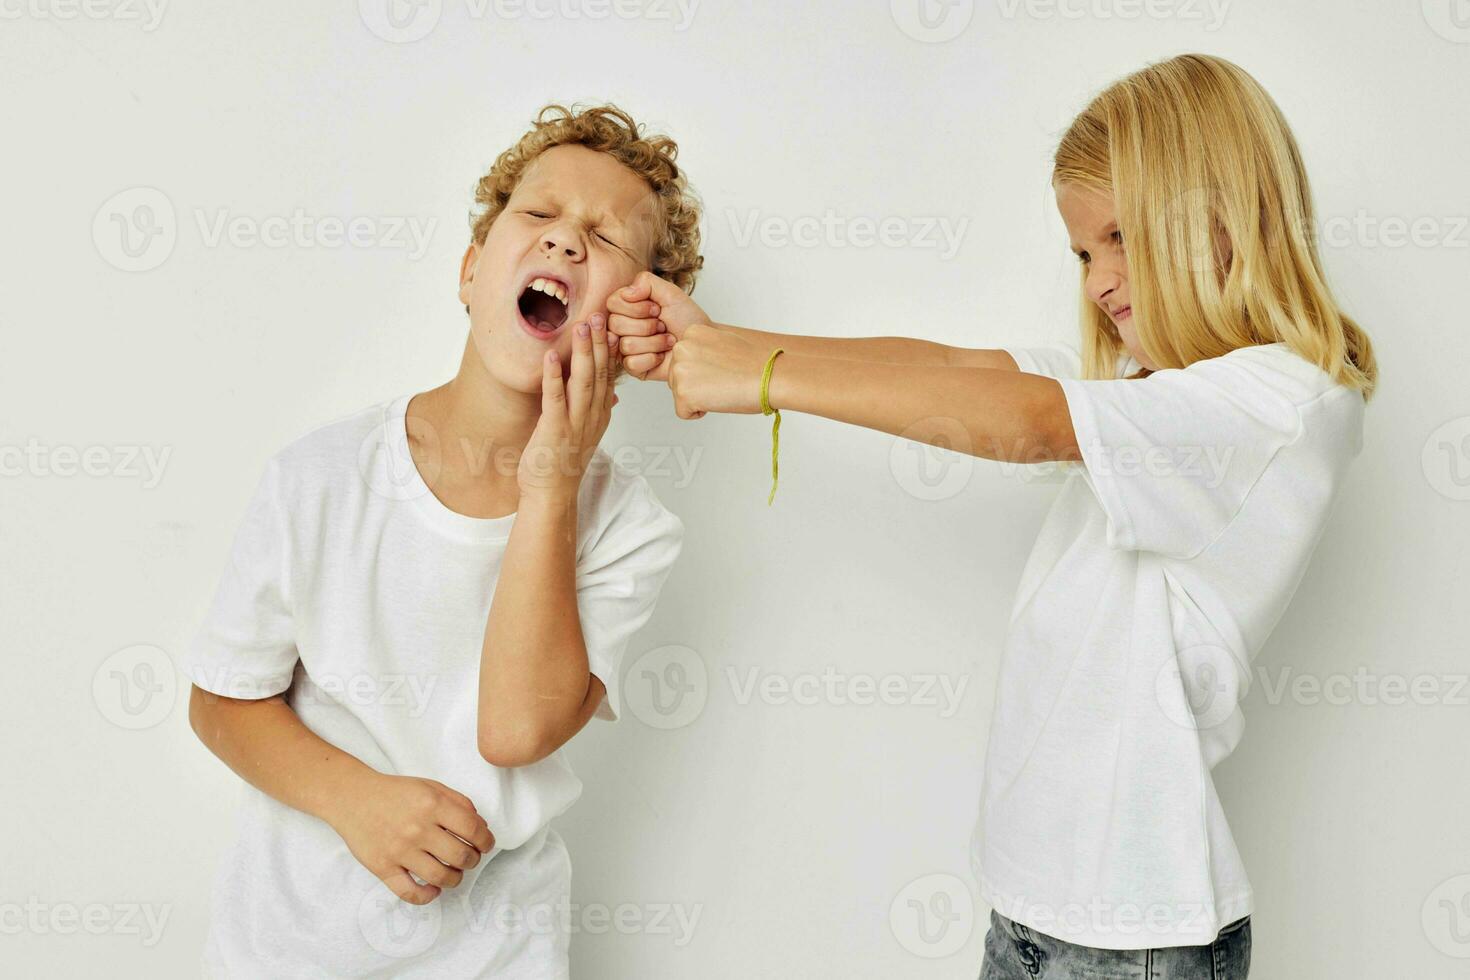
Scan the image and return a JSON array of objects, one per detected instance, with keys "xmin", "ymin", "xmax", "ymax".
[
  {"xmin": 973, "ymin": 342, "xmax": 1363, "ymax": 950},
  {"xmin": 182, "ymin": 392, "xmax": 684, "ymax": 979}
]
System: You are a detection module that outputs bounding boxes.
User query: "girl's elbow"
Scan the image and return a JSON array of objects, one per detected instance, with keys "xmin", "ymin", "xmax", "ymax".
[
  {"xmin": 1033, "ymin": 382, "xmax": 1082, "ymax": 462},
  {"xmin": 993, "ymin": 383, "xmax": 1079, "ymax": 464}
]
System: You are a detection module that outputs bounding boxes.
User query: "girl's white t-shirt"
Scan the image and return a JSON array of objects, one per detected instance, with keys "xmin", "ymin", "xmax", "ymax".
[
  {"xmin": 973, "ymin": 342, "xmax": 1363, "ymax": 949},
  {"xmin": 182, "ymin": 392, "xmax": 684, "ymax": 979}
]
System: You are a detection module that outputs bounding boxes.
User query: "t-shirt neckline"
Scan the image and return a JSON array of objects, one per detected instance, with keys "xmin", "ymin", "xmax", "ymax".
[{"xmin": 388, "ymin": 392, "xmax": 518, "ymax": 542}]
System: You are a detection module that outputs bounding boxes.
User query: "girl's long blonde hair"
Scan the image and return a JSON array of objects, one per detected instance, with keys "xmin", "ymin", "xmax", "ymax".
[{"xmin": 1054, "ymin": 54, "xmax": 1376, "ymax": 398}]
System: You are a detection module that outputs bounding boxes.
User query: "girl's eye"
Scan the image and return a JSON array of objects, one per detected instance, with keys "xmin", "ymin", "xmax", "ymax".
[
  {"xmin": 1112, "ymin": 230, "xmax": 1125, "ymax": 246},
  {"xmin": 1077, "ymin": 252, "xmax": 1091, "ymax": 265},
  {"xmin": 596, "ymin": 232, "xmax": 624, "ymax": 250},
  {"xmin": 524, "ymin": 210, "xmax": 551, "ymax": 219}
]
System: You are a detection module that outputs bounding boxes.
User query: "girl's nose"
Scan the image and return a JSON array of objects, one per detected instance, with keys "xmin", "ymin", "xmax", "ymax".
[{"xmin": 1086, "ymin": 266, "xmax": 1121, "ymax": 306}]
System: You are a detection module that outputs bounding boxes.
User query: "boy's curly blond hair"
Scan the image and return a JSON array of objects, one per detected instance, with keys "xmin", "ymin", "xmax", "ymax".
[{"xmin": 470, "ymin": 103, "xmax": 704, "ymax": 293}]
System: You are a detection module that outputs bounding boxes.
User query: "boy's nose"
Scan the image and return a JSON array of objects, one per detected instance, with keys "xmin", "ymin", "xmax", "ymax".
[{"xmin": 541, "ymin": 233, "xmax": 583, "ymax": 262}]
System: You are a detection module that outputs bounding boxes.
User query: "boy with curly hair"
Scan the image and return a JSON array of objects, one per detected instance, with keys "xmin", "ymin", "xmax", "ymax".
[{"xmin": 183, "ymin": 104, "xmax": 701, "ymax": 978}]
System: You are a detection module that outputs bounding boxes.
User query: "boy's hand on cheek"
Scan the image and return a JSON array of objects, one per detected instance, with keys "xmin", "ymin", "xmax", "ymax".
[{"xmin": 519, "ymin": 315, "xmax": 618, "ymax": 499}]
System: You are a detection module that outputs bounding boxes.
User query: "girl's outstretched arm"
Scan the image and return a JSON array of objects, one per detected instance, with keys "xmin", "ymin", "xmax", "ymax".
[
  {"xmin": 769, "ymin": 348, "xmax": 1077, "ymax": 463},
  {"xmin": 666, "ymin": 322, "xmax": 1081, "ymax": 467},
  {"xmin": 606, "ymin": 271, "xmax": 1021, "ymax": 377}
]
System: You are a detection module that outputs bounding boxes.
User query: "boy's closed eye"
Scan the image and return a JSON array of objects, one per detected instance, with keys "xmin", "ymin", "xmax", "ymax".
[{"xmin": 518, "ymin": 207, "xmax": 628, "ymax": 251}]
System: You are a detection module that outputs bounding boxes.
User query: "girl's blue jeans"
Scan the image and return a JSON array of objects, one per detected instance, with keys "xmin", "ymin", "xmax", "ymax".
[{"xmin": 979, "ymin": 910, "xmax": 1251, "ymax": 979}]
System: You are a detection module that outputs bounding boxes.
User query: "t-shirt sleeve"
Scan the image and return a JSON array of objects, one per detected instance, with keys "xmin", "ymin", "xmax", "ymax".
[
  {"xmin": 181, "ymin": 456, "xmax": 299, "ymax": 699},
  {"xmin": 1003, "ymin": 344, "xmax": 1086, "ymax": 381},
  {"xmin": 1056, "ymin": 353, "xmax": 1304, "ymax": 559},
  {"xmin": 576, "ymin": 476, "xmax": 684, "ymax": 721}
]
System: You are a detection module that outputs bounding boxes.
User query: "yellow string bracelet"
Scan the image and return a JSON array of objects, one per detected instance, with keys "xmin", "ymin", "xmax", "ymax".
[{"xmin": 760, "ymin": 348, "xmax": 785, "ymax": 505}]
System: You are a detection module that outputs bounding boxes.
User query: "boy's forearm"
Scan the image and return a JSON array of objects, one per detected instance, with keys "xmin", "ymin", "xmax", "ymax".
[
  {"xmin": 478, "ymin": 492, "xmax": 598, "ymax": 767},
  {"xmin": 765, "ymin": 353, "xmax": 1079, "ymax": 463},
  {"xmin": 188, "ymin": 686, "xmax": 376, "ymax": 826}
]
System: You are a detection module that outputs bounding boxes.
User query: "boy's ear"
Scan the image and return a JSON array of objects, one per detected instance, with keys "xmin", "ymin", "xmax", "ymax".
[{"xmin": 458, "ymin": 241, "xmax": 481, "ymax": 311}]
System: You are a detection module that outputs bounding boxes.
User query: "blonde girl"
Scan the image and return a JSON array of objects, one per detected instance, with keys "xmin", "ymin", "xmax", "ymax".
[{"xmin": 608, "ymin": 53, "xmax": 1373, "ymax": 978}]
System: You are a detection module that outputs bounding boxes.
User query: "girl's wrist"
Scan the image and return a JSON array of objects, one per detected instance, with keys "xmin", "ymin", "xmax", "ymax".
[{"xmin": 764, "ymin": 349, "xmax": 800, "ymax": 413}]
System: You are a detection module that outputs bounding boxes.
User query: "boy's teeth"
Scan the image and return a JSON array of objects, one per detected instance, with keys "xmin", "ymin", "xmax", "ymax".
[{"xmin": 530, "ymin": 278, "xmax": 568, "ymax": 305}]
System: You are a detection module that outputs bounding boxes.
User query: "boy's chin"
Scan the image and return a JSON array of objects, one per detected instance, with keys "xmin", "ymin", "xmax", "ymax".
[
  {"xmin": 481, "ymin": 349, "xmax": 572, "ymax": 395},
  {"xmin": 487, "ymin": 359, "xmax": 546, "ymax": 395},
  {"xmin": 470, "ymin": 320, "xmax": 563, "ymax": 391}
]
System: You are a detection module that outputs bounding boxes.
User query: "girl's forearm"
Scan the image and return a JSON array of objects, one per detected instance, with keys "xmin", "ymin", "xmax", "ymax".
[
  {"xmin": 765, "ymin": 352, "xmax": 1079, "ymax": 464},
  {"xmin": 718, "ymin": 323, "xmax": 1020, "ymax": 371},
  {"xmin": 188, "ymin": 686, "xmax": 377, "ymax": 826},
  {"xmin": 718, "ymin": 324, "xmax": 959, "ymax": 366}
]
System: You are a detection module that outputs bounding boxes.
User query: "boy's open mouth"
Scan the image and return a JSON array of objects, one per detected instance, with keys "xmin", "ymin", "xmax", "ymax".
[{"xmin": 517, "ymin": 277, "xmax": 570, "ymax": 332}]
